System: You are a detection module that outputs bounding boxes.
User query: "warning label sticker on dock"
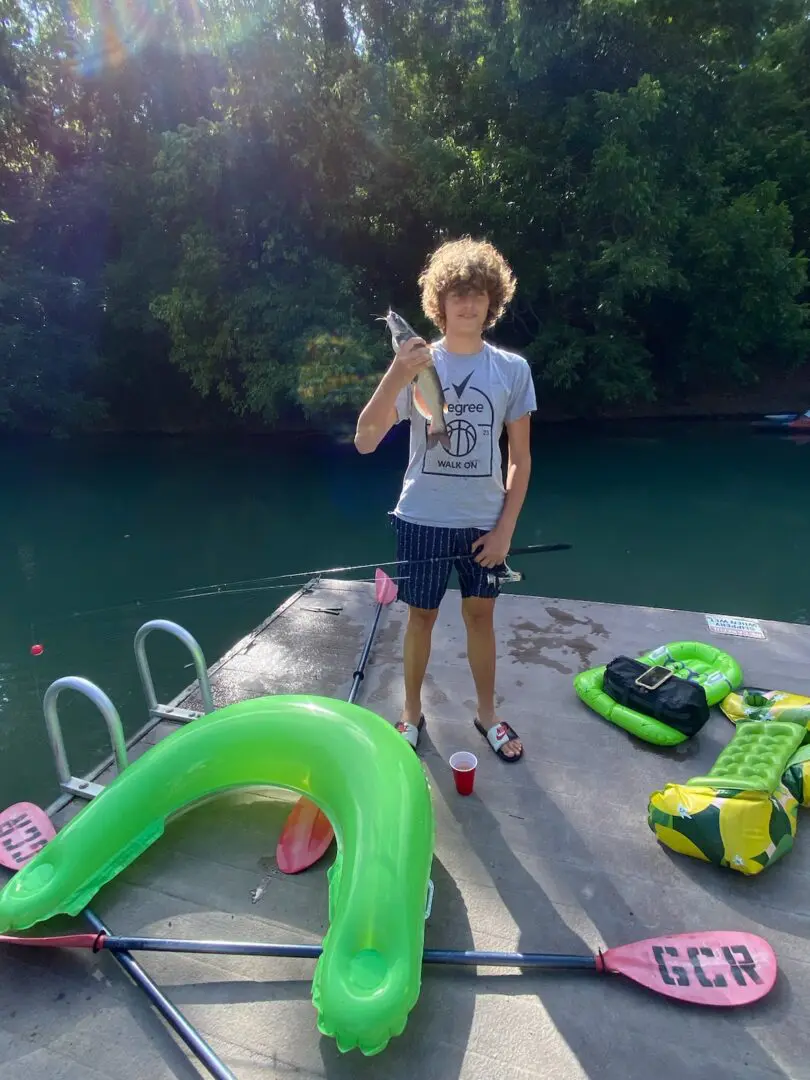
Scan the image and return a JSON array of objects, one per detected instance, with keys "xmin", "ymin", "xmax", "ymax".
[{"xmin": 704, "ymin": 614, "xmax": 767, "ymax": 640}]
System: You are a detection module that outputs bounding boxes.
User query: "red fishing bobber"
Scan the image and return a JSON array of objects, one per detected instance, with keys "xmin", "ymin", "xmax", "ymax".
[{"xmin": 30, "ymin": 644, "xmax": 44, "ymax": 656}]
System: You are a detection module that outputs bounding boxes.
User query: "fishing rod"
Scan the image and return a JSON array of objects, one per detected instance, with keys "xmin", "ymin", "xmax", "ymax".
[
  {"xmin": 52, "ymin": 541, "xmax": 571, "ymax": 622},
  {"xmin": 168, "ymin": 542, "xmax": 572, "ymax": 600}
]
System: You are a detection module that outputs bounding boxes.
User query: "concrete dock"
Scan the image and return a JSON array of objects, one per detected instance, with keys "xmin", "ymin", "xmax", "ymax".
[{"xmin": 2, "ymin": 580, "xmax": 810, "ymax": 1080}]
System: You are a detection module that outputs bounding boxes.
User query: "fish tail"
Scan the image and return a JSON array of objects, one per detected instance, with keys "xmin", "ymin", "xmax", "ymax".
[{"xmin": 426, "ymin": 423, "xmax": 451, "ymax": 452}]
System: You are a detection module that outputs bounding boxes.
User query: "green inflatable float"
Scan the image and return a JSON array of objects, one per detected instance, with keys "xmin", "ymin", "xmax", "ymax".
[
  {"xmin": 649, "ymin": 719, "xmax": 810, "ymax": 875},
  {"xmin": 0, "ymin": 694, "xmax": 435, "ymax": 1057},
  {"xmin": 573, "ymin": 640, "xmax": 743, "ymax": 746}
]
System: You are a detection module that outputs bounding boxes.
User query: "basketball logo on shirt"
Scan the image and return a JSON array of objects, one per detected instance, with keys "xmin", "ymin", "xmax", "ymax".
[
  {"xmin": 445, "ymin": 418, "xmax": 477, "ymax": 457},
  {"xmin": 421, "ymin": 373, "xmax": 494, "ymax": 477}
]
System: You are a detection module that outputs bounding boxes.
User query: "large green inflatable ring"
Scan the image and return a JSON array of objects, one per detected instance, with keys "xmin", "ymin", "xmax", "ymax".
[
  {"xmin": 573, "ymin": 640, "xmax": 743, "ymax": 746},
  {"xmin": 0, "ymin": 694, "xmax": 436, "ymax": 1057}
]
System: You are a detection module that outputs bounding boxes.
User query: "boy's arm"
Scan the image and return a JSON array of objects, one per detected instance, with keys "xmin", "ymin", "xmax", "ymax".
[
  {"xmin": 497, "ymin": 413, "xmax": 532, "ymax": 539},
  {"xmin": 353, "ymin": 365, "xmax": 409, "ymax": 454},
  {"xmin": 354, "ymin": 338, "xmax": 432, "ymax": 454},
  {"xmin": 472, "ymin": 414, "xmax": 532, "ymax": 567}
]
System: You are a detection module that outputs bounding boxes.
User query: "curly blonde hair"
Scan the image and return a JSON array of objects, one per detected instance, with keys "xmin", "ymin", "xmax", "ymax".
[{"xmin": 418, "ymin": 236, "xmax": 517, "ymax": 332}]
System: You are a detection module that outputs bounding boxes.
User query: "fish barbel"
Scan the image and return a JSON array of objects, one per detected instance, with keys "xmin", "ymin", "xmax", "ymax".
[{"xmin": 381, "ymin": 309, "xmax": 451, "ymax": 451}]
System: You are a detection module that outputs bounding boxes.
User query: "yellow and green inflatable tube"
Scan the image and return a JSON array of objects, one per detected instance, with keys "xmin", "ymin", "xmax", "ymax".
[
  {"xmin": 573, "ymin": 640, "xmax": 743, "ymax": 746},
  {"xmin": 0, "ymin": 694, "xmax": 435, "ymax": 1056},
  {"xmin": 649, "ymin": 719, "xmax": 810, "ymax": 875},
  {"xmin": 720, "ymin": 686, "xmax": 810, "ymax": 728}
]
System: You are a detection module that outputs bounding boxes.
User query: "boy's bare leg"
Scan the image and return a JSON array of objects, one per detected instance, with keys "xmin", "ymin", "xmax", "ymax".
[
  {"xmin": 402, "ymin": 606, "xmax": 439, "ymax": 725},
  {"xmin": 462, "ymin": 595, "xmax": 522, "ymax": 758}
]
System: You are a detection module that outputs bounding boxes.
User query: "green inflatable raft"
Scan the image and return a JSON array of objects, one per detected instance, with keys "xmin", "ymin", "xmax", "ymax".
[{"xmin": 573, "ymin": 640, "xmax": 743, "ymax": 746}]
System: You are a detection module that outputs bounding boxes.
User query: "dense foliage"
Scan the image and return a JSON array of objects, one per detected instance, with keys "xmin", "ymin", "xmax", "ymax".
[{"xmin": 2, "ymin": 0, "xmax": 809, "ymax": 434}]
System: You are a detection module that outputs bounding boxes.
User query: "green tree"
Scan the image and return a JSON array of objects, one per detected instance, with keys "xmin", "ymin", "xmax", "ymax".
[{"xmin": 1, "ymin": 0, "xmax": 808, "ymax": 433}]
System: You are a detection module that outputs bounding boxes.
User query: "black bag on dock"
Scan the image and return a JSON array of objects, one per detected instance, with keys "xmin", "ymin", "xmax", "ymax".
[{"xmin": 603, "ymin": 655, "xmax": 710, "ymax": 737}]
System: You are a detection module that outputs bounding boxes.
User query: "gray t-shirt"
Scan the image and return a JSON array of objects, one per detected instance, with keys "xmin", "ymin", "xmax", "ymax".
[{"xmin": 392, "ymin": 340, "xmax": 537, "ymax": 530}]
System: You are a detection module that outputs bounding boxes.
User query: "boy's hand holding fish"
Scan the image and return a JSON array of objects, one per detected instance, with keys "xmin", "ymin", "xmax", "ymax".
[
  {"xmin": 380, "ymin": 309, "xmax": 452, "ymax": 451},
  {"xmin": 391, "ymin": 335, "xmax": 434, "ymax": 379},
  {"xmin": 354, "ymin": 312, "xmax": 449, "ymax": 454},
  {"xmin": 353, "ymin": 337, "xmax": 429, "ymax": 454}
]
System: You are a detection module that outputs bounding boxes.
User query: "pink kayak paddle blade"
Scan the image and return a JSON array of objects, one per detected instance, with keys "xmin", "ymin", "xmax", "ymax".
[
  {"xmin": 0, "ymin": 802, "xmax": 55, "ymax": 870},
  {"xmin": 599, "ymin": 930, "xmax": 777, "ymax": 1007},
  {"xmin": 375, "ymin": 568, "xmax": 398, "ymax": 605},
  {"xmin": 276, "ymin": 799, "xmax": 334, "ymax": 875}
]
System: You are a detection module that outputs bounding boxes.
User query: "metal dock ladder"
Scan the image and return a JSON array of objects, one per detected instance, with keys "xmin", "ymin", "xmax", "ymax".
[{"xmin": 44, "ymin": 619, "xmax": 215, "ymax": 802}]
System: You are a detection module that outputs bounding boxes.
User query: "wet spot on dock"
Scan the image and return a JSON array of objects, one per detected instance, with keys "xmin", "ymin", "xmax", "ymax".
[{"xmin": 507, "ymin": 606, "xmax": 609, "ymax": 671}]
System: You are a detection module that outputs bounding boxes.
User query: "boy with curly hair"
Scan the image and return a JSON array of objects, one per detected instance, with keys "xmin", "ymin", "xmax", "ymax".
[{"xmin": 355, "ymin": 237, "xmax": 536, "ymax": 762}]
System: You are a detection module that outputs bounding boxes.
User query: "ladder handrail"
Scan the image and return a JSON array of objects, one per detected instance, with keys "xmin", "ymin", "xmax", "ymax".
[
  {"xmin": 43, "ymin": 676, "xmax": 129, "ymax": 789},
  {"xmin": 134, "ymin": 619, "xmax": 214, "ymax": 716}
]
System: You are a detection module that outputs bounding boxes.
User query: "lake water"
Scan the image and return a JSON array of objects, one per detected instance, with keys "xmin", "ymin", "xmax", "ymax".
[{"xmin": 2, "ymin": 420, "xmax": 808, "ymax": 808}]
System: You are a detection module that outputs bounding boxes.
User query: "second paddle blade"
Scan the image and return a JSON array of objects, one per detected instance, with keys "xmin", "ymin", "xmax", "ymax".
[
  {"xmin": 0, "ymin": 801, "xmax": 55, "ymax": 870},
  {"xmin": 375, "ymin": 567, "xmax": 398, "ymax": 605},
  {"xmin": 276, "ymin": 799, "xmax": 334, "ymax": 874},
  {"xmin": 600, "ymin": 930, "xmax": 777, "ymax": 1007}
]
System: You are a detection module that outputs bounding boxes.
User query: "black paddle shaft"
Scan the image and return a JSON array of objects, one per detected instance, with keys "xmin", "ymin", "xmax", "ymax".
[
  {"xmin": 93, "ymin": 935, "xmax": 597, "ymax": 970},
  {"xmin": 83, "ymin": 912, "xmax": 237, "ymax": 1080},
  {"xmin": 348, "ymin": 598, "xmax": 387, "ymax": 703}
]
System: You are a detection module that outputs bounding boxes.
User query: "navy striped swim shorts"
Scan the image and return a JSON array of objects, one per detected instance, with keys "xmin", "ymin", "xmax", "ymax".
[{"xmin": 392, "ymin": 516, "xmax": 506, "ymax": 610}]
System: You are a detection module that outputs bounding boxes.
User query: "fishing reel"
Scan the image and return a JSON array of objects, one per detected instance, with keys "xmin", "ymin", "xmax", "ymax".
[{"xmin": 487, "ymin": 563, "xmax": 524, "ymax": 588}]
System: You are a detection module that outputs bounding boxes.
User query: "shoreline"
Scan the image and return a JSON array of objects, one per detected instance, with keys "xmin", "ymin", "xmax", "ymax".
[{"xmin": 4, "ymin": 368, "xmax": 809, "ymax": 439}]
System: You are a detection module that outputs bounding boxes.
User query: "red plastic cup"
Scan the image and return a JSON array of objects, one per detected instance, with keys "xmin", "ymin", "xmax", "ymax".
[{"xmin": 449, "ymin": 751, "xmax": 478, "ymax": 796}]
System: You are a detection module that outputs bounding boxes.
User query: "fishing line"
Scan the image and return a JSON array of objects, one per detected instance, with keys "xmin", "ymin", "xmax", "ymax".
[
  {"xmin": 37, "ymin": 570, "xmax": 494, "ymax": 624},
  {"xmin": 28, "ymin": 620, "xmax": 44, "ymax": 698},
  {"xmin": 21, "ymin": 556, "xmax": 46, "ymax": 711},
  {"xmin": 35, "ymin": 576, "xmax": 382, "ymax": 625}
]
